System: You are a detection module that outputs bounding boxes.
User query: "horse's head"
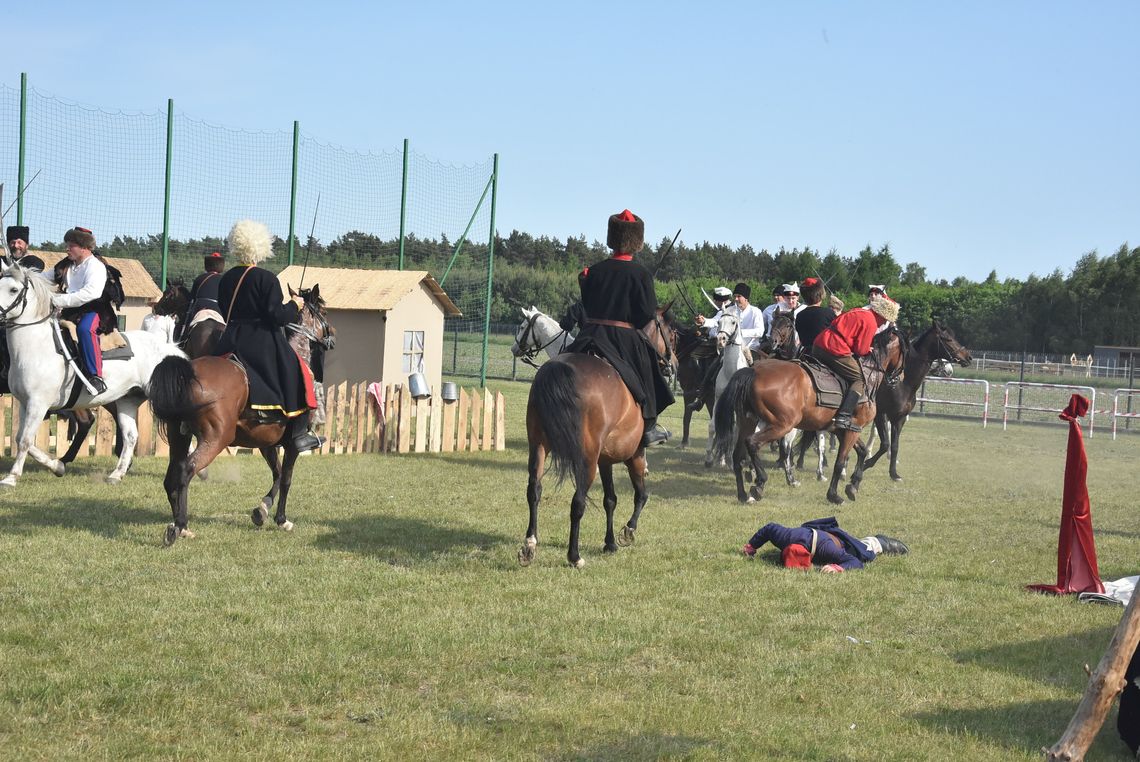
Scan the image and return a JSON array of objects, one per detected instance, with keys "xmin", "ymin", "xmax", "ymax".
[
  {"xmin": 651, "ymin": 303, "xmax": 681, "ymax": 379},
  {"xmin": 300, "ymin": 284, "xmax": 334, "ymax": 350},
  {"xmin": 716, "ymin": 312, "xmax": 740, "ymax": 352},
  {"xmin": 153, "ymin": 278, "xmax": 190, "ymax": 318},
  {"xmin": 931, "ymin": 320, "xmax": 972, "ymax": 367},
  {"xmin": 767, "ymin": 312, "xmax": 797, "ymax": 360},
  {"xmin": 511, "ymin": 306, "xmax": 544, "ymax": 359},
  {"xmin": 0, "ymin": 261, "xmax": 50, "ymax": 324}
]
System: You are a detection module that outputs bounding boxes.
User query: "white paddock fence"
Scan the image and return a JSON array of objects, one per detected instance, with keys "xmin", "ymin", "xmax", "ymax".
[
  {"xmin": 1112, "ymin": 389, "xmax": 1140, "ymax": 440},
  {"xmin": 1002, "ymin": 382, "xmax": 1097, "ymax": 437},
  {"xmin": 915, "ymin": 378, "xmax": 991, "ymax": 427}
]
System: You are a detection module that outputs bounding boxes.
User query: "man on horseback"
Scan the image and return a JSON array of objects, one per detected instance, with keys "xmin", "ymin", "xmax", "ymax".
[
  {"xmin": 566, "ymin": 209, "xmax": 674, "ymax": 448},
  {"xmin": 214, "ymin": 220, "xmax": 324, "ymax": 453},
  {"xmin": 810, "ymin": 293, "xmax": 899, "ymax": 432},
  {"xmin": 51, "ymin": 227, "xmax": 118, "ymax": 395},
  {"xmin": 731, "ymin": 282, "xmax": 766, "ymax": 354},
  {"xmin": 1, "ymin": 226, "xmax": 47, "ymax": 393},
  {"xmin": 179, "ymin": 251, "xmax": 225, "ymax": 340},
  {"xmin": 794, "ymin": 277, "xmax": 836, "ymax": 355}
]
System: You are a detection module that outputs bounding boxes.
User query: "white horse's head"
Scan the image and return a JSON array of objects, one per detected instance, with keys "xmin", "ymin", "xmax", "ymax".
[
  {"xmin": 716, "ymin": 311, "xmax": 741, "ymax": 351},
  {"xmin": 0, "ymin": 261, "xmax": 50, "ymax": 324}
]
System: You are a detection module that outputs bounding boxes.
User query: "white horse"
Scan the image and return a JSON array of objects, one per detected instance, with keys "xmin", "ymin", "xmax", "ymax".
[
  {"xmin": 0, "ymin": 262, "xmax": 186, "ymax": 486},
  {"xmin": 704, "ymin": 311, "xmax": 751, "ymax": 468},
  {"xmin": 510, "ymin": 306, "xmax": 573, "ymax": 365},
  {"xmin": 141, "ymin": 312, "xmax": 177, "ymax": 343}
]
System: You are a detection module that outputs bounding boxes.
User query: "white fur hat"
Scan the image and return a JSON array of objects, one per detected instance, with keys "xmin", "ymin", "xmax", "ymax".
[
  {"xmin": 227, "ymin": 220, "xmax": 273, "ymax": 265},
  {"xmin": 868, "ymin": 294, "xmax": 899, "ymax": 323}
]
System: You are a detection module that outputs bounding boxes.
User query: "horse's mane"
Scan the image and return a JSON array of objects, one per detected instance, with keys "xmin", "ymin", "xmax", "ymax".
[{"xmin": 10, "ymin": 265, "xmax": 55, "ymax": 318}]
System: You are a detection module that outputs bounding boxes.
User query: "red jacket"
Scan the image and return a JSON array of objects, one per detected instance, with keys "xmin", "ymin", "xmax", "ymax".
[{"xmin": 814, "ymin": 307, "xmax": 881, "ymax": 357}]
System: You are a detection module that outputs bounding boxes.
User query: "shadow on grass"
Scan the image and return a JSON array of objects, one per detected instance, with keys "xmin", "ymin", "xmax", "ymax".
[
  {"xmin": 313, "ymin": 513, "xmax": 512, "ymax": 563},
  {"xmin": 954, "ymin": 626, "xmax": 1117, "ymax": 688},
  {"xmin": 0, "ymin": 496, "xmax": 170, "ymax": 539}
]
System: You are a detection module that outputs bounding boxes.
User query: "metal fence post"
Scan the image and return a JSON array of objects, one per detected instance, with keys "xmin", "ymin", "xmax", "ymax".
[
  {"xmin": 287, "ymin": 120, "xmax": 299, "ymax": 265},
  {"xmin": 16, "ymin": 73, "xmax": 27, "ymax": 225},
  {"xmin": 479, "ymin": 154, "xmax": 499, "ymax": 388},
  {"xmin": 398, "ymin": 138, "xmax": 409, "ymax": 271},
  {"xmin": 161, "ymin": 98, "xmax": 173, "ymax": 289}
]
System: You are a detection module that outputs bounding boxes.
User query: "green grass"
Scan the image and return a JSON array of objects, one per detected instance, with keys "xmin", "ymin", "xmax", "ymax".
[{"xmin": 0, "ymin": 380, "xmax": 1136, "ymax": 760}]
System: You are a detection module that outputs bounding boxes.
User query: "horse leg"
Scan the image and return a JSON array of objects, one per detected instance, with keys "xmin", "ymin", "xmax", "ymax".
[
  {"xmin": 815, "ymin": 432, "xmax": 827, "ymax": 481},
  {"xmin": 272, "ymin": 447, "xmax": 299, "ymax": 531},
  {"xmin": 703, "ymin": 395, "xmax": 718, "ymax": 468},
  {"xmin": 845, "ymin": 438, "xmax": 870, "ymax": 502},
  {"xmin": 618, "ymin": 452, "xmax": 648, "ymax": 548},
  {"xmin": 162, "ymin": 427, "xmax": 196, "ymax": 546},
  {"xmin": 680, "ymin": 394, "xmax": 695, "ymax": 449},
  {"xmin": 780, "ymin": 430, "xmax": 801, "ymax": 487},
  {"xmin": 827, "ymin": 430, "xmax": 860, "ymax": 504},
  {"xmin": 888, "ymin": 417, "xmax": 906, "ymax": 482},
  {"xmin": 567, "ymin": 468, "xmax": 596, "ymax": 569},
  {"xmin": 599, "ymin": 462, "xmax": 618, "ymax": 553},
  {"xmin": 105, "ymin": 400, "xmax": 140, "ymax": 484},
  {"xmin": 251, "ymin": 446, "xmax": 283, "ymax": 528},
  {"xmin": 519, "ymin": 443, "xmax": 545, "ymax": 566},
  {"xmin": 863, "ymin": 415, "xmax": 890, "ymax": 471},
  {"xmin": 57, "ymin": 409, "xmax": 95, "ymax": 467},
  {"xmin": 1, "ymin": 400, "xmax": 63, "ymax": 487}
]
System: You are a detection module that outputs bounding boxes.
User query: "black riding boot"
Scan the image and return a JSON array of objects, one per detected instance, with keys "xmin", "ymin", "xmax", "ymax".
[
  {"xmin": 289, "ymin": 412, "xmax": 325, "ymax": 453},
  {"xmin": 686, "ymin": 357, "xmax": 722, "ymax": 411},
  {"xmin": 831, "ymin": 388, "xmax": 862, "ymax": 432},
  {"xmin": 641, "ymin": 418, "xmax": 671, "ymax": 448}
]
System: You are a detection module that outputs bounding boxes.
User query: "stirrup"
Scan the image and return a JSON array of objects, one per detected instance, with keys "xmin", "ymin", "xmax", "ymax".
[{"xmin": 831, "ymin": 414, "xmax": 861, "ymax": 433}]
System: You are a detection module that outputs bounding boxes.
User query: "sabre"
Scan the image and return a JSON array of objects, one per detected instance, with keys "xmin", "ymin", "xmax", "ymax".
[
  {"xmin": 650, "ymin": 228, "xmax": 682, "ymax": 279},
  {"xmin": 672, "ymin": 283, "xmax": 699, "ymax": 316},
  {"xmin": 699, "ymin": 286, "xmax": 719, "ymax": 311},
  {"xmin": 297, "ymin": 192, "xmax": 321, "ymax": 292},
  {"xmin": 1, "ymin": 169, "xmax": 42, "ymax": 219}
]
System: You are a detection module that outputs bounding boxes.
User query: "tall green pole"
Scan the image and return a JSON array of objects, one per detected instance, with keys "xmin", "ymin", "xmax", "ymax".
[
  {"xmin": 288, "ymin": 120, "xmax": 299, "ymax": 265},
  {"xmin": 479, "ymin": 153, "xmax": 498, "ymax": 388},
  {"xmin": 161, "ymin": 98, "xmax": 174, "ymax": 289},
  {"xmin": 398, "ymin": 138, "xmax": 409, "ymax": 270},
  {"xmin": 16, "ymin": 73, "xmax": 27, "ymax": 225}
]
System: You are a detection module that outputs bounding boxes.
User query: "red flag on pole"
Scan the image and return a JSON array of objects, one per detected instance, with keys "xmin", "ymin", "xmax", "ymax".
[{"xmin": 1028, "ymin": 394, "xmax": 1105, "ymax": 596}]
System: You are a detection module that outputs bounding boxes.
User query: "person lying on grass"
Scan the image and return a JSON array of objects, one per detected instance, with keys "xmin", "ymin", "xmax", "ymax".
[{"xmin": 742, "ymin": 516, "xmax": 908, "ymax": 573}]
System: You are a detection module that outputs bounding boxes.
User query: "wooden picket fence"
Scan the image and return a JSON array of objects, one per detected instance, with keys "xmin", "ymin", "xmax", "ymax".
[{"xmin": 0, "ymin": 381, "xmax": 506, "ymax": 459}]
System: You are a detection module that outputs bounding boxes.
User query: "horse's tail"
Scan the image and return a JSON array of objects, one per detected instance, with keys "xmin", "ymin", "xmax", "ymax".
[
  {"xmin": 147, "ymin": 355, "xmax": 207, "ymax": 437},
  {"xmin": 713, "ymin": 366, "xmax": 752, "ymax": 459},
  {"xmin": 530, "ymin": 360, "xmax": 589, "ymax": 491}
]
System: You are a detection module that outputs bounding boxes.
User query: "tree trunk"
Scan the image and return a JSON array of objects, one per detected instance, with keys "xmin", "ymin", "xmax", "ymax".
[{"xmin": 1045, "ymin": 591, "xmax": 1140, "ymax": 761}]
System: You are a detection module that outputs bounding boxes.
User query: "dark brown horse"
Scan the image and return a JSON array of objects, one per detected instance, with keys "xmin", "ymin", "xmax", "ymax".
[
  {"xmin": 863, "ymin": 321, "xmax": 971, "ymax": 481},
  {"xmin": 712, "ymin": 328, "xmax": 904, "ymax": 505},
  {"xmin": 520, "ymin": 305, "xmax": 679, "ymax": 568},
  {"xmin": 152, "ymin": 279, "xmax": 225, "ymax": 359},
  {"xmin": 672, "ymin": 325, "xmax": 718, "ymax": 448},
  {"xmin": 146, "ymin": 287, "xmax": 333, "ymax": 546}
]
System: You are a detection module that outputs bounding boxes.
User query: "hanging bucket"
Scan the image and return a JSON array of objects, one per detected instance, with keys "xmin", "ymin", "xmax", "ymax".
[
  {"xmin": 408, "ymin": 372, "xmax": 431, "ymax": 400},
  {"xmin": 441, "ymin": 381, "xmax": 460, "ymax": 402}
]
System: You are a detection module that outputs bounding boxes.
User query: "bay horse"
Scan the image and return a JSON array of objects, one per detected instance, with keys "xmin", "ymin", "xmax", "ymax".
[
  {"xmin": 147, "ymin": 287, "xmax": 333, "ymax": 546},
  {"xmin": 712, "ymin": 328, "xmax": 904, "ymax": 505},
  {"xmin": 520, "ymin": 304, "xmax": 678, "ymax": 568},
  {"xmin": 0, "ymin": 261, "xmax": 185, "ymax": 486},
  {"xmin": 863, "ymin": 321, "xmax": 971, "ymax": 481},
  {"xmin": 152, "ymin": 278, "xmax": 225, "ymax": 359},
  {"xmin": 671, "ymin": 324, "xmax": 717, "ymax": 449}
]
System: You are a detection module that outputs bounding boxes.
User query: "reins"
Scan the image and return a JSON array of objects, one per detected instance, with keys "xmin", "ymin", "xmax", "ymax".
[{"xmin": 515, "ymin": 312, "xmax": 570, "ymax": 369}]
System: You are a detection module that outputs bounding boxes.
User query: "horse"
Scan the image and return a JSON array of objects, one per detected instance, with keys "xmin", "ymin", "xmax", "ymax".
[
  {"xmin": 152, "ymin": 278, "xmax": 225, "ymax": 359},
  {"xmin": 0, "ymin": 261, "xmax": 186, "ymax": 486},
  {"xmin": 712, "ymin": 328, "xmax": 904, "ymax": 505},
  {"xmin": 285, "ymin": 284, "xmax": 335, "ymax": 426},
  {"xmin": 701, "ymin": 311, "xmax": 751, "ymax": 468},
  {"xmin": 862, "ymin": 321, "xmax": 972, "ymax": 481},
  {"xmin": 146, "ymin": 286, "xmax": 333, "ymax": 546},
  {"xmin": 510, "ymin": 306, "xmax": 573, "ymax": 367},
  {"xmin": 519, "ymin": 305, "xmax": 678, "ymax": 568},
  {"xmin": 671, "ymin": 324, "xmax": 718, "ymax": 448}
]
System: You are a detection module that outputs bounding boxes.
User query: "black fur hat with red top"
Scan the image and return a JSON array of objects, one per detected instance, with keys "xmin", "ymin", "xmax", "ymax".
[{"xmin": 606, "ymin": 209, "xmax": 644, "ymax": 254}]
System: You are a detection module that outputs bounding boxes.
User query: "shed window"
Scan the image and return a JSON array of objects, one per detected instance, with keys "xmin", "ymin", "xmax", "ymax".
[{"xmin": 402, "ymin": 330, "xmax": 425, "ymax": 373}]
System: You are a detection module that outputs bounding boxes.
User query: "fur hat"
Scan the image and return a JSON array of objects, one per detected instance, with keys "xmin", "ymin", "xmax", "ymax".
[
  {"xmin": 868, "ymin": 294, "xmax": 899, "ymax": 323},
  {"xmin": 204, "ymin": 251, "xmax": 226, "ymax": 271},
  {"xmin": 6, "ymin": 225, "xmax": 29, "ymax": 244},
  {"xmin": 733, "ymin": 282, "xmax": 751, "ymax": 300},
  {"xmin": 829, "ymin": 295, "xmax": 845, "ymax": 313},
  {"xmin": 868, "ymin": 284, "xmax": 887, "ymax": 296},
  {"xmin": 800, "ymin": 278, "xmax": 825, "ymax": 306},
  {"xmin": 227, "ymin": 220, "xmax": 273, "ymax": 265},
  {"xmin": 781, "ymin": 544, "xmax": 812, "ymax": 569},
  {"xmin": 606, "ymin": 209, "xmax": 644, "ymax": 254},
  {"xmin": 63, "ymin": 226, "xmax": 96, "ymax": 250},
  {"xmin": 17, "ymin": 254, "xmax": 44, "ymax": 272}
]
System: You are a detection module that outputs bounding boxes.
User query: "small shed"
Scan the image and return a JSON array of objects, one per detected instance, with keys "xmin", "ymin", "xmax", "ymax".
[
  {"xmin": 28, "ymin": 250, "xmax": 162, "ymax": 331},
  {"xmin": 275, "ymin": 266, "xmax": 462, "ymax": 395},
  {"xmin": 1092, "ymin": 345, "xmax": 1140, "ymax": 372}
]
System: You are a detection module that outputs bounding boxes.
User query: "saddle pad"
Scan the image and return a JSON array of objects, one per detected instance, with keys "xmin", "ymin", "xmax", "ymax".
[
  {"xmin": 102, "ymin": 333, "xmax": 133, "ymax": 361},
  {"xmin": 57, "ymin": 322, "xmax": 133, "ymax": 361},
  {"xmin": 189, "ymin": 308, "xmax": 225, "ymax": 329},
  {"xmin": 796, "ymin": 356, "xmax": 845, "ymax": 409}
]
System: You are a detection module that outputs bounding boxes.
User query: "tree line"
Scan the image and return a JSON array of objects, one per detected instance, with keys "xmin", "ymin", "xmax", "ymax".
[{"xmin": 34, "ymin": 230, "xmax": 1138, "ymax": 354}]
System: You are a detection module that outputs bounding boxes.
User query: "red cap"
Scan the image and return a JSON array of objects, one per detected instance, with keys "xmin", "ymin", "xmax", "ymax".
[
  {"xmin": 781, "ymin": 544, "xmax": 812, "ymax": 569},
  {"xmin": 803, "ymin": 277, "xmax": 820, "ymax": 287},
  {"xmin": 207, "ymin": 251, "xmax": 222, "ymax": 259},
  {"xmin": 618, "ymin": 209, "xmax": 637, "ymax": 222}
]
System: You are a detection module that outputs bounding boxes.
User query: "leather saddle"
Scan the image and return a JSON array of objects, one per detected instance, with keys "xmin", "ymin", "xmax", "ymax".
[
  {"xmin": 57, "ymin": 320, "xmax": 134, "ymax": 361},
  {"xmin": 795, "ymin": 354, "xmax": 871, "ymax": 409}
]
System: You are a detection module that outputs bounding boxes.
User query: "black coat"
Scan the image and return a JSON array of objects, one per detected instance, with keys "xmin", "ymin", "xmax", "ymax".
[
  {"xmin": 214, "ymin": 265, "xmax": 309, "ymax": 417},
  {"xmin": 566, "ymin": 256, "xmax": 674, "ymax": 420},
  {"xmin": 188, "ymin": 270, "xmax": 222, "ymax": 317},
  {"xmin": 795, "ymin": 306, "xmax": 837, "ymax": 351}
]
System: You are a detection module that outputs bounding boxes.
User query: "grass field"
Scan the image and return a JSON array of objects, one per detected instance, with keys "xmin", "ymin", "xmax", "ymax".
[{"xmin": 0, "ymin": 379, "xmax": 1136, "ymax": 760}]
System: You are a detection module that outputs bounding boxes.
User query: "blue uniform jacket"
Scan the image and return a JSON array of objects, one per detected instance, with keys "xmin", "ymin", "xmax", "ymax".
[{"xmin": 748, "ymin": 517, "xmax": 877, "ymax": 570}]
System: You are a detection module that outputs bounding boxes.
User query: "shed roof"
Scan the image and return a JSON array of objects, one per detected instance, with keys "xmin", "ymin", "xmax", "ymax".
[
  {"xmin": 29, "ymin": 250, "xmax": 162, "ymax": 300},
  {"xmin": 275, "ymin": 266, "xmax": 462, "ymax": 317}
]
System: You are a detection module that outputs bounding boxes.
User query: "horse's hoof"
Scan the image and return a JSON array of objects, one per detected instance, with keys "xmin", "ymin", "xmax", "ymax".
[
  {"xmin": 518, "ymin": 544, "xmax": 535, "ymax": 566},
  {"xmin": 0, "ymin": 476, "xmax": 17, "ymax": 489},
  {"xmin": 891, "ymin": 475, "xmax": 903, "ymax": 483},
  {"xmin": 569, "ymin": 558, "xmax": 585, "ymax": 569},
  {"xmin": 278, "ymin": 520, "xmax": 294, "ymax": 532},
  {"xmin": 788, "ymin": 479, "xmax": 801, "ymax": 489},
  {"xmin": 603, "ymin": 544, "xmax": 618, "ymax": 554},
  {"xmin": 163, "ymin": 523, "xmax": 179, "ymax": 547},
  {"xmin": 105, "ymin": 475, "xmax": 122, "ymax": 485},
  {"xmin": 617, "ymin": 525, "xmax": 635, "ymax": 547},
  {"xmin": 251, "ymin": 506, "xmax": 267, "ymax": 527},
  {"xmin": 704, "ymin": 459, "xmax": 714, "ymax": 469},
  {"xmin": 827, "ymin": 492, "xmax": 844, "ymax": 506},
  {"xmin": 745, "ymin": 496, "xmax": 756, "ymax": 504},
  {"xmin": 816, "ymin": 474, "xmax": 825, "ymax": 482},
  {"xmin": 845, "ymin": 485, "xmax": 859, "ymax": 501},
  {"xmin": 52, "ymin": 462, "xmax": 66, "ymax": 477}
]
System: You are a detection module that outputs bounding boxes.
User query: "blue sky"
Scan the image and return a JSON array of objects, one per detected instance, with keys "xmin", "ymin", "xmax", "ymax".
[{"xmin": 9, "ymin": 1, "xmax": 1137, "ymax": 281}]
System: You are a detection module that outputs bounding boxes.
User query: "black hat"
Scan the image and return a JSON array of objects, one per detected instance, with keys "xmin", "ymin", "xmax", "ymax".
[
  {"xmin": 606, "ymin": 209, "xmax": 644, "ymax": 254},
  {"xmin": 64, "ymin": 226, "xmax": 96, "ymax": 250},
  {"xmin": 6, "ymin": 225, "xmax": 29, "ymax": 244},
  {"xmin": 17, "ymin": 254, "xmax": 44, "ymax": 272},
  {"xmin": 733, "ymin": 282, "xmax": 751, "ymax": 300},
  {"xmin": 204, "ymin": 251, "xmax": 226, "ymax": 271}
]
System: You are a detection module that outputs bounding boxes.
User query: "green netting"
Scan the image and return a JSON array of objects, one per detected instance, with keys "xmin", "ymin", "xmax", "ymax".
[{"xmin": 0, "ymin": 81, "xmax": 497, "ymax": 380}]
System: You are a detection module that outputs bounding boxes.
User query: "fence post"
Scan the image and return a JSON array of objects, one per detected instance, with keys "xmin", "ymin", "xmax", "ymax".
[
  {"xmin": 287, "ymin": 120, "xmax": 299, "ymax": 265},
  {"xmin": 398, "ymin": 138, "xmax": 409, "ymax": 270},
  {"xmin": 480, "ymin": 153, "xmax": 499, "ymax": 388},
  {"xmin": 16, "ymin": 72, "xmax": 27, "ymax": 225},
  {"xmin": 160, "ymin": 98, "xmax": 174, "ymax": 289}
]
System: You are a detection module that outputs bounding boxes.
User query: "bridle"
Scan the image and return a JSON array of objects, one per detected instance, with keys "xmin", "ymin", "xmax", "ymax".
[
  {"xmin": 649, "ymin": 312, "xmax": 677, "ymax": 378},
  {"xmin": 0, "ymin": 274, "xmax": 33, "ymax": 323},
  {"xmin": 514, "ymin": 312, "xmax": 569, "ymax": 369},
  {"xmin": 286, "ymin": 298, "xmax": 334, "ymax": 350},
  {"xmin": 716, "ymin": 314, "xmax": 741, "ymax": 350}
]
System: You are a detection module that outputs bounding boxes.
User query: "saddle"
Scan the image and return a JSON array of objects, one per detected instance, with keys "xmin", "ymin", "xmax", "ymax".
[
  {"xmin": 58, "ymin": 320, "xmax": 133, "ymax": 360},
  {"xmin": 219, "ymin": 353, "xmax": 290, "ymax": 426},
  {"xmin": 795, "ymin": 354, "xmax": 871, "ymax": 409}
]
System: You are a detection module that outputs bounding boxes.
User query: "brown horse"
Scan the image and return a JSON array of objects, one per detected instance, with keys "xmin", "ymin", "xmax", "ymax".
[
  {"xmin": 152, "ymin": 279, "xmax": 225, "ymax": 359},
  {"xmin": 146, "ymin": 287, "xmax": 333, "ymax": 546},
  {"xmin": 712, "ymin": 328, "xmax": 904, "ymax": 505},
  {"xmin": 520, "ymin": 305, "xmax": 679, "ymax": 568}
]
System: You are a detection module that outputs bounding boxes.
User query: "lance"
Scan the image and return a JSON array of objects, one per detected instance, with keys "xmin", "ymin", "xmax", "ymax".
[
  {"xmin": 650, "ymin": 228, "xmax": 682, "ymax": 279},
  {"xmin": 1, "ymin": 169, "xmax": 42, "ymax": 219},
  {"xmin": 297, "ymin": 192, "xmax": 321, "ymax": 292}
]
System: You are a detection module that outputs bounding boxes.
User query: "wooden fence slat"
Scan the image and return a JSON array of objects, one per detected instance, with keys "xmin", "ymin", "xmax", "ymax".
[
  {"xmin": 354, "ymin": 383, "xmax": 367, "ymax": 453},
  {"xmin": 334, "ymin": 381, "xmax": 349, "ymax": 454},
  {"xmin": 481, "ymin": 388, "xmax": 493, "ymax": 451},
  {"xmin": 136, "ymin": 401, "xmax": 154, "ymax": 456},
  {"xmin": 468, "ymin": 388, "xmax": 482, "ymax": 451},
  {"xmin": 384, "ymin": 384, "xmax": 397, "ymax": 452},
  {"xmin": 34, "ymin": 414, "xmax": 50, "ymax": 454},
  {"xmin": 397, "ymin": 384, "xmax": 412, "ymax": 453},
  {"xmin": 494, "ymin": 391, "xmax": 506, "ymax": 451},
  {"xmin": 320, "ymin": 383, "xmax": 337, "ymax": 455},
  {"xmin": 413, "ymin": 397, "xmax": 428, "ymax": 453},
  {"xmin": 455, "ymin": 388, "xmax": 469, "ymax": 452},
  {"xmin": 53, "ymin": 415, "xmax": 69, "ymax": 458},
  {"xmin": 0, "ymin": 396, "xmax": 7, "ymax": 457},
  {"xmin": 341, "ymin": 381, "xmax": 356, "ymax": 454},
  {"xmin": 94, "ymin": 407, "xmax": 115, "ymax": 457},
  {"xmin": 10, "ymin": 396, "xmax": 21, "ymax": 456},
  {"xmin": 441, "ymin": 399, "xmax": 456, "ymax": 453},
  {"xmin": 429, "ymin": 395, "xmax": 442, "ymax": 453}
]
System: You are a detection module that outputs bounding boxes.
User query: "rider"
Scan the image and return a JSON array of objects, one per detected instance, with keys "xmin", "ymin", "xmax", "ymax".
[
  {"xmin": 684, "ymin": 286, "xmax": 734, "ymax": 410},
  {"xmin": 793, "ymin": 277, "xmax": 835, "ymax": 354},
  {"xmin": 214, "ymin": 220, "xmax": 324, "ymax": 453},
  {"xmin": 867, "ymin": 284, "xmax": 888, "ymax": 304},
  {"xmin": 810, "ymin": 293, "xmax": 899, "ymax": 432},
  {"xmin": 52, "ymin": 227, "xmax": 115, "ymax": 395},
  {"xmin": 179, "ymin": 251, "xmax": 226, "ymax": 340},
  {"xmin": 731, "ymin": 282, "xmax": 766, "ymax": 355},
  {"xmin": 566, "ymin": 209, "xmax": 674, "ymax": 448},
  {"xmin": 1, "ymin": 226, "xmax": 46, "ymax": 393}
]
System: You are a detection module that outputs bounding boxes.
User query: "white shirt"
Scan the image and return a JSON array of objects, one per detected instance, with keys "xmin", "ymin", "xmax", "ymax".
[
  {"xmin": 51, "ymin": 254, "xmax": 108, "ymax": 309},
  {"xmin": 762, "ymin": 302, "xmax": 785, "ymax": 337},
  {"xmin": 737, "ymin": 303, "xmax": 766, "ymax": 350}
]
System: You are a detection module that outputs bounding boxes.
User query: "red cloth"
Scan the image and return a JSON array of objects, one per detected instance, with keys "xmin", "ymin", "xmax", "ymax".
[
  {"xmin": 782, "ymin": 544, "xmax": 812, "ymax": 569},
  {"xmin": 814, "ymin": 308, "xmax": 879, "ymax": 356},
  {"xmin": 1027, "ymin": 394, "xmax": 1105, "ymax": 595}
]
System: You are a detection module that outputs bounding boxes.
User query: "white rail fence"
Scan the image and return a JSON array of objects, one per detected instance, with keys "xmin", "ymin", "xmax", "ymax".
[
  {"xmin": 1002, "ymin": 382, "xmax": 1097, "ymax": 437},
  {"xmin": 915, "ymin": 378, "xmax": 991, "ymax": 427},
  {"xmin": 1112, "ymin": 389, "xmax": 1140, "ymax": 440}
]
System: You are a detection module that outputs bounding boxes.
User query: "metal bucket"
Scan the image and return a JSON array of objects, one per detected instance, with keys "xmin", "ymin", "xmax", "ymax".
[
  {"xmin": 441, "ymin": 381, "xmax": 460, "ymax": 402},
  {"xmin": 408, "ymin": 372, "xmax": 431, "ymax": 400}
]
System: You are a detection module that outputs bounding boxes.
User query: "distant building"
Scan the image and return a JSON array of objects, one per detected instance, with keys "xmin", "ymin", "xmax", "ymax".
[
  {"xmin": 275, "ymin": 266, "xmax": 461, "ymax": 395},
  {"xmin": 29, "ymin": 250, "xmax": 162, "ymax": 331},
  {"xmin": 1092, "ymin": 345, "xmax": 1140, "ymax": 373}
]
